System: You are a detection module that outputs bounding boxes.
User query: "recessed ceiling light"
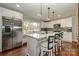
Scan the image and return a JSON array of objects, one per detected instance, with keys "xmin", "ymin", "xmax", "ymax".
[{"xmin": 16, "ymin": 4, "xmax": 20, "ymax": 7}]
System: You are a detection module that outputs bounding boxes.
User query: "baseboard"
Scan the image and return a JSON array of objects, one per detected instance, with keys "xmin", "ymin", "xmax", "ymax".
[
  {"xmin": 63, "ymin": 41, "xmax": 72, "ymax": 43},
  {"xmin": 72, "ymin": 40, "xmax": 78, "ymax": 43},
  {"xmin": 2, "ymin": 45, "xmax": 22, "ymax": 53},
  {"xmin": 63, "ymin": 40, "xmax": 72, "ymax": 43},
  {"xmin": 0, "ymin": 49, "xmax": 2, "ymax": 53}
]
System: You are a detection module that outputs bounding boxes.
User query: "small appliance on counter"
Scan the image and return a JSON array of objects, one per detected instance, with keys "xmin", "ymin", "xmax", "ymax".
[{"xmin": 53, "ymin": 24, "xmax": 62, "ymax": 32}]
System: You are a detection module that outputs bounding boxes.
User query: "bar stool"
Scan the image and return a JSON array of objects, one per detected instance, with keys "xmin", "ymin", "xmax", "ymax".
[
  {"xmin": 40, "ymin": 36, "xmax": 56, "ymax": 56},
  {"xmin": 59, "ymin": 32, "xmax": 63, "ymax": 47},
  {"xmin": 54, "ymin": 34, "xmax": 60, "ymax": 55},
  {"xmin": 54, "ymin": 32, "xmax": 63, "ymax": 53}
]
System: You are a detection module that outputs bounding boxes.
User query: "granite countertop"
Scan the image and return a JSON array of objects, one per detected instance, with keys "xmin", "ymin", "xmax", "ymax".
[
  {"xmin": 24, "ymin": 33, "xmax": 55, "ymax": 41},
  {"xmin": 24, "ymin": 33, "xmax": 47, "ymax": 40}
]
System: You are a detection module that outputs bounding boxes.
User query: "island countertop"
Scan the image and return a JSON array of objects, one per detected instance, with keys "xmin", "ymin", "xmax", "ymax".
[
  {"xmin": 23, "ymin": 33, "xmax": 55, "ymax": 41},
  {"xmin": 24, "ymin": 33, "xmax": 47, "ymax": 40}
]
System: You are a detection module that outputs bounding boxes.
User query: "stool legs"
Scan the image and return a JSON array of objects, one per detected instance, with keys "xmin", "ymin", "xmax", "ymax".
[
  {"xmin": 40, "ymin": 49, "xmax": 43, "ymax": 56},
  {"xmin": 40, "ymin": 49, "xmax": 53, "ymax": 56},
  {"xmin": 50, "ymin": 50, "xmax": 52, "ymax": 56}
]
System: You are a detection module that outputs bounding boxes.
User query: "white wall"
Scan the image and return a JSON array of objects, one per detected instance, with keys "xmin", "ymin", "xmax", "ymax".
[
  {"xmin": 72, "ymin": 4, "xmax": 78, "ymax": 42},
  {"xmin": 0, "ymin": 7, "xmax": 2, "ymax": 52},
  {"xmin": 72, "ymin": 15, "xmax": 78, "ymax": 42},
  {"xmin": 72, "ymin": 4, "xmax": 79, "ymax": 42}
]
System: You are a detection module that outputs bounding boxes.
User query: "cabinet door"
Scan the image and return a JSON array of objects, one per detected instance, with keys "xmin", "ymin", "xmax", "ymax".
[
  {"xmin": 63, "ymin": 32, "xmax": 72, "ymax": 42},
  {"xmin": 1, "ymin": 7, "xmax": 23, "ymax": 20},
  {"xmin": 13, "ymin": 11, "xmax": 23, "ymax": 20},
  {"xmin": 1, "ymin": 7, "xmax": 14, "ymax": 17},
  {"xmin": 41, "ymin": 22, "xmax": 49, "ymax": 28}
]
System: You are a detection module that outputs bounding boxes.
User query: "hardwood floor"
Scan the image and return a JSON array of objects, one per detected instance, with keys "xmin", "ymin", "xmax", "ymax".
[
  {"xmin": 60, "ymin": 42, "xmax": 79, "ymax": 56},
  {"xmin": 0, "ymin": 45, "xmax": 29, "ymax": 56},
  {"xmin": 0, "ymin": 42, "xmax": 79, "ymax": 56}
]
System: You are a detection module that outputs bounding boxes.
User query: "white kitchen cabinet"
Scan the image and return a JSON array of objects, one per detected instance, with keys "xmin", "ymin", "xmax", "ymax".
[
  {"xmin": 13, "ymin": 11, "xmax": 23, "ymax": 19},
  {"xmin": 40, "ymin": 17, "xmax": 72, "ymax": 28},
  {"xmin": 24, "ymin": 33, "xmax": 47, "ymax": 56},
  {"xmin": 0, "ymin": 7, "xmax": 23, "ymax": 20},
  {"xmin": 61, "ymin": 17, "xmax": 72, "ymax": 27},
  {"xmin": 40, "ymin": 22, "xmax": 50, "ymax": 28},
  {"xmin": 40, "ymin": 17, "xmax": 73, "ymax": 43},
  {"xmin": 63, "ymin": 32, "xmax": 72, "ymax": 43},
  {"xmin": 1, "ymin": 7, "xmax": 14, "ymax": 17}
]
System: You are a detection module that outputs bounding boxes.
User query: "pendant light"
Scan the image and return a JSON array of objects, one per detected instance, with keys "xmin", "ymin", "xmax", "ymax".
[
  {"xmin": 42, "ymin": 7, "xmax": 51, "ymax": 22},
  {"xmin": 40, "ymin": 3, "xmax": 42, "ymax": 17},
  {"xmin": 52, "ymin": 11, "xmax": 55, "ymax": 21}
]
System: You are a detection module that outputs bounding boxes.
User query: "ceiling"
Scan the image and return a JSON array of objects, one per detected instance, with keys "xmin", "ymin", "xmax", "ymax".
[{"xmin": 0, "ymin": 3, "xmax": 77, "ymax": 22}]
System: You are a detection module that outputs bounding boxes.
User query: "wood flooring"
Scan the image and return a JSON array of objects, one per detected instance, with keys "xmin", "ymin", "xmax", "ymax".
[{"xmin": 0, "ymin": 41, "xmax": 79, "ymax": 56}]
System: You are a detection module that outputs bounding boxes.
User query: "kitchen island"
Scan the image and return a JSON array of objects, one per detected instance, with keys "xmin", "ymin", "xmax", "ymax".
[{"xmin": 24, "ymin": 33, "xmax": 47, "ymax": 56}]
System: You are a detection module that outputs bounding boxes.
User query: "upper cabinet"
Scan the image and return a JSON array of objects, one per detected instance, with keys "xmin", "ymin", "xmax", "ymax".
[
  {"xmin": 40, "ymin": 17, "xmax": 72, "ymax": 28},
  {"xmin": 13, "ymin": 11, "xmax": 23, "ymax": 19},
  {"xmin": 0, "ymin": 7, "xmax": 2, "ymax": 17},
  {"xmin": 0, "ymin": 7, "xmax": 23, "ymax": 20}
]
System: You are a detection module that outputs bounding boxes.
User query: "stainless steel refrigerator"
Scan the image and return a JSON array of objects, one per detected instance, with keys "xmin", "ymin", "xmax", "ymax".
[{"xmin": 2, "ymin": 16, "xmax": 22, "ymax": 52}]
